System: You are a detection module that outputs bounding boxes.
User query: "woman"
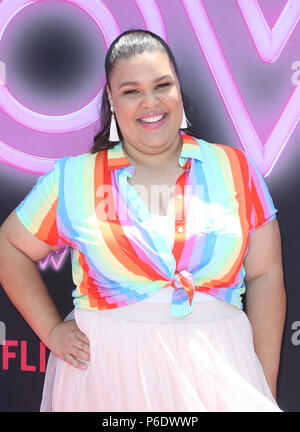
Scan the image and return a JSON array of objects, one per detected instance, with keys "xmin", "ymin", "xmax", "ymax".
[{"xmin": 0, "ymin": 30, "xmax": 286, "ymax": 412}]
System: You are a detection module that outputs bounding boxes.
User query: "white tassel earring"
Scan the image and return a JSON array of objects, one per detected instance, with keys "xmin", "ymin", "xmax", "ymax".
[
  {"xmin": 109, "ymin": 106, "xmax": 120, "ymax": 142},
  {"xmin": 180, "ymin": 108, "xmax": 191, "ymax": 129}
]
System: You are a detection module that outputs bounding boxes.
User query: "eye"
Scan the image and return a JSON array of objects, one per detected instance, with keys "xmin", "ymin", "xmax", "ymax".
[
  {"xmin": 123, "ymin": 89, "xmax": 139, "ymax": 95},
  {"xmin": 155, "ymin": 83, "xmax": 171, "ymax": 90}
]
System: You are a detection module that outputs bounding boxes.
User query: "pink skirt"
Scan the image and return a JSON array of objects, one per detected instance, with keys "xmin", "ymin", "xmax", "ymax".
[{"xmin": 40, "ymin": 299, "xmax": 282, "ymax": 412}]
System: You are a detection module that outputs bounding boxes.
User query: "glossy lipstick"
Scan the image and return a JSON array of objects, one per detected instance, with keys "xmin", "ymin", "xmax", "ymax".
[{"xmin": 137, "ymin": 112, "xmax": 167, "ymax": 130}]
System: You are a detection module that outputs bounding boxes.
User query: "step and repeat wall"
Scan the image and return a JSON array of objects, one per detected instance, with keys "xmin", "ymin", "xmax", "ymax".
[{"xmin": 0, "ymin": 0, "xmax": 299, "ymax": 412}]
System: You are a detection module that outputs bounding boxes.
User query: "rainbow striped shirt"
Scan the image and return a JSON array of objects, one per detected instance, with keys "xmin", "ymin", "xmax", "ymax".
[{"xmin": 16, "ymin": 134, "xmax": 278, "ymax": 317}]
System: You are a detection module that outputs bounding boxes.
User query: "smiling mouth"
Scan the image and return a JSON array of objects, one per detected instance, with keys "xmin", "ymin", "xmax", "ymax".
[{"xmin": 139, "ymin": 114, "xmax": 166, "ymax": 123}]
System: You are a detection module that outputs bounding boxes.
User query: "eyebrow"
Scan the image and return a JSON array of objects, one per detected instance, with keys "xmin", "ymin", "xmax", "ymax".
[{"xmin": 118, "ymin": 74, "xmax": 173, "ymax": 90}]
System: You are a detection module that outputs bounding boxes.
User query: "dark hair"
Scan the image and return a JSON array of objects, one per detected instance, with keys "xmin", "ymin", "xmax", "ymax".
[{"xmin": 90, "ymin": 29, "xmax": 200, "ymax": 153}]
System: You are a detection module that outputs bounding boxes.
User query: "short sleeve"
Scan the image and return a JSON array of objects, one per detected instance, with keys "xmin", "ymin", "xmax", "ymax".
[
  {"xmin": 245, "ymin": 153, "xmax": 278, "ymax": 236},
  {"xmin": 16, "ymin": 160, "xmax": 65, "ymax": 248}
]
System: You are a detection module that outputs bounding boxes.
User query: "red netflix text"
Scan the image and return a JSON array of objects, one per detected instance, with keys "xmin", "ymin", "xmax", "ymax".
[{"xmin": 0, "ymin": 340, "xmax": 46, "ymax": 372}]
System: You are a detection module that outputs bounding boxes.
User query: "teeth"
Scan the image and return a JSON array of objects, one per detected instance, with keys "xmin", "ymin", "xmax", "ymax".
[{"xmin": 140, "ymin": 114, "xmax": 164, "ymax": 123}]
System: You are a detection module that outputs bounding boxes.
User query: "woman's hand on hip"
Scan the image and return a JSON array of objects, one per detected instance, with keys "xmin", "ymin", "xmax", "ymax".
[{"xmin": 45, "ymin": 319, "xmax": 90, "ymax": 369}]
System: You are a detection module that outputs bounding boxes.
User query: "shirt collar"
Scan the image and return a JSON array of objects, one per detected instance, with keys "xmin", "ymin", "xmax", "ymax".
[{"xmin": 107, "ymin": 133, "xmax": 203, "ymax": 171}]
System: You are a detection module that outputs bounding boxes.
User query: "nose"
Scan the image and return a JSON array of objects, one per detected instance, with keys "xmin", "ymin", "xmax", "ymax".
[{"xmin": 141, "ymin": 90, "xmax": 159, "ymax": 108}]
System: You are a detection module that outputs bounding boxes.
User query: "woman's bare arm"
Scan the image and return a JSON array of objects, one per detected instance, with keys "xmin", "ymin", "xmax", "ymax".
[
  {"xmin": 0, "ymin": 209, "xmax": 90, "ymax": 369},
  {"xmin": 0, "ymin": 209, "xmax": 63, "ymax": 342},
  {"xmin": 244, "ymin": 218, "xmax": 286, "ymax": 400}
]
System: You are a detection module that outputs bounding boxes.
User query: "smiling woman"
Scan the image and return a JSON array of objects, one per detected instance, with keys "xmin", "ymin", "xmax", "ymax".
[
  {"xmin": 0, "ymin": 29, "xmax": 286, "ymax": 412},
  {"xmin": 107, "ymin": 50, "xmax": 183, "ymax": 159},
  {"xmin": 91, "ymin": 30, "xmax": 200, "ymax": 154}
]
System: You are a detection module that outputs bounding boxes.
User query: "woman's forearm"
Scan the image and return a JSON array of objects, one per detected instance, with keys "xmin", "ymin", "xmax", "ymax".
[
  {"xmin": 0, "ymin": 235, "xmax": 63, "ymax": 346},
  {"xmin": 245, "ymin": 272, "xmax": 286, "ymax": 399}
]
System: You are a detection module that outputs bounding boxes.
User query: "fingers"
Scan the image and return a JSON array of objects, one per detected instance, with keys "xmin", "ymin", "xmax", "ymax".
[
  {"xmin": 68, "ymin": 326, "xmax": 90, "ymax": 367},
  {"xmin": 75, "ymin": 329, "xmax": 90, "ymax": 350},
  {"xmin": 49, "ymin": 319, "xmax": 92, "ymax": 370},
  {"xmin": 62, "ymin": 339, "xmax": 90, "ymax": 370},
  {"xmin": 64, "ymin": 353, "xmax": 88, "ymax": 370},
  {"xmin": 66, "ymin": 320, "xmax": 90, "ymax": 354},
  {"xmin": 70, "ymin": 344, "xmax": 90, "ymax": 362}
]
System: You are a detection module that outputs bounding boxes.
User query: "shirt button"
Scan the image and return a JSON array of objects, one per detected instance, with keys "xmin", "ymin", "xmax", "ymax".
[
  {"xmin": 177, "ymin": 194, "xmax": 183, "ymax": 200},
  {"xmin": 177, "ymin": 226, "xmax": 184, "ymax": 233}
]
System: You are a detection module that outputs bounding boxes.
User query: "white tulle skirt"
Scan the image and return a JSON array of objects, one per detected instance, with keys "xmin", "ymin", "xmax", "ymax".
[{"xmin": 40, "ymin": 299, "xmax": 282, "ymax": 412}]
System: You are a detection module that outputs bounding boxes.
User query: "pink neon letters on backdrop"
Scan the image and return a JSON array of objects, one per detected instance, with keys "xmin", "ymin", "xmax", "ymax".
[
  {"xmin": 0, "ymin": 0, "xmax": 120, "ymax": 134},
  {"xmin": 0, "ymin": 0, "xmax": 299, "ymax": 175},
  {"xmin": 237, "ymin": 0, "xmax": 300, "ymax": 63},
  {"xmin": 181, "ymin": 0, "xmax": 300, "ymax": 175},
  {"xmin": 0, "ymin": 0, "xmax": 166, "ymax": 173}
]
